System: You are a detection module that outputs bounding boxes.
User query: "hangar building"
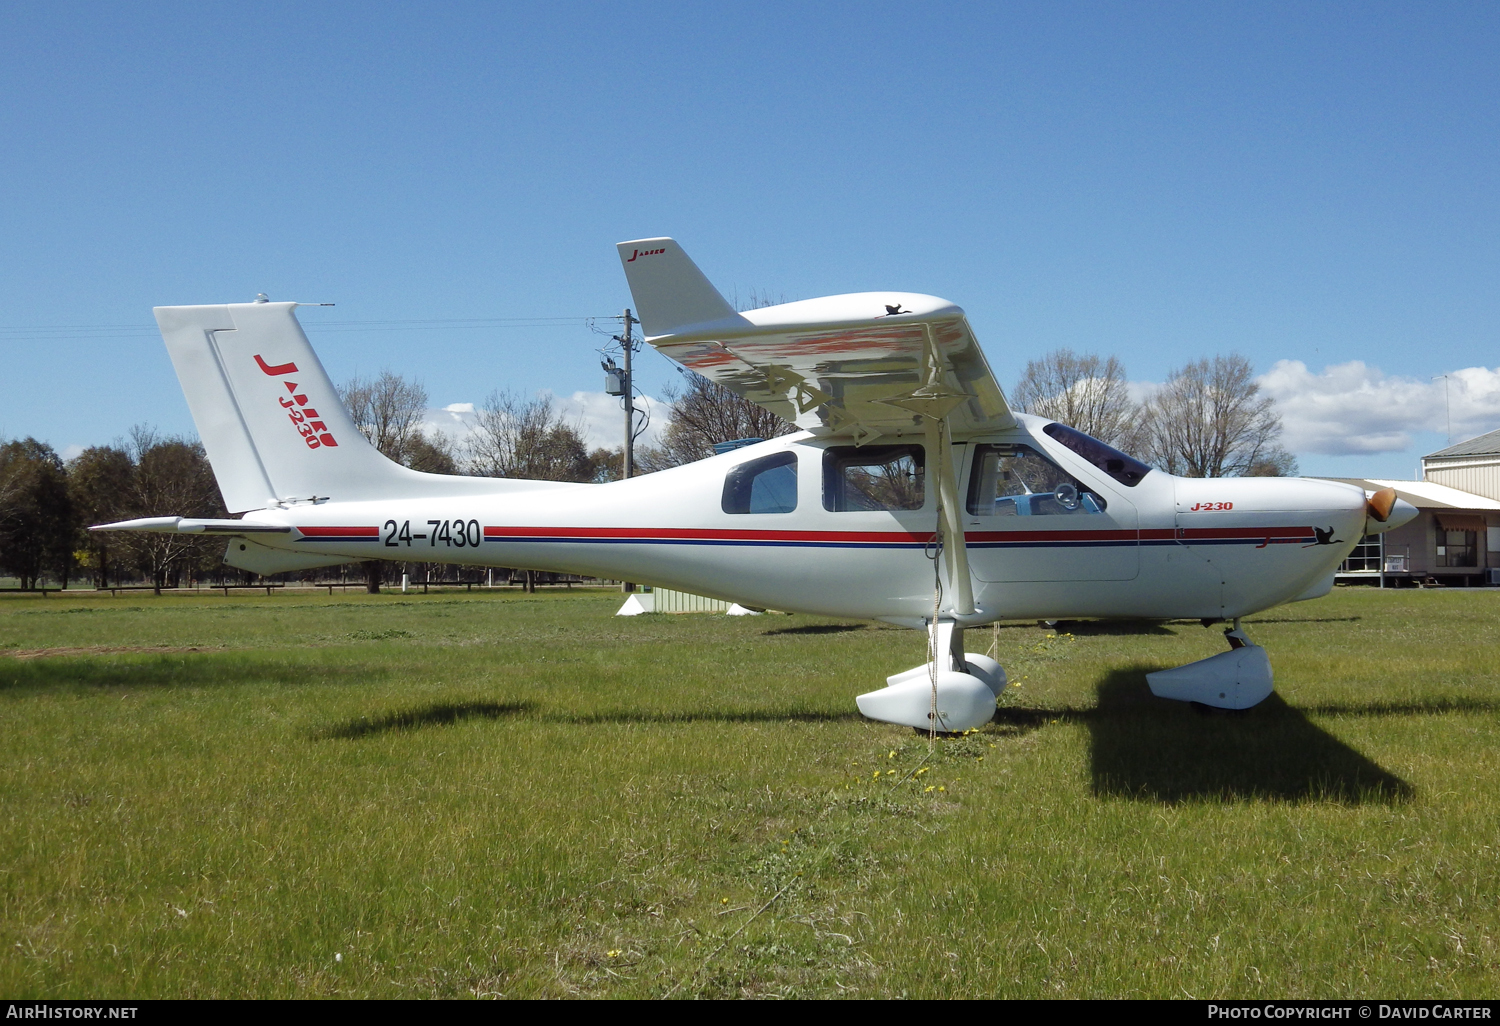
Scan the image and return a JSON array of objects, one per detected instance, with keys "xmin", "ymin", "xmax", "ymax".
[
  {"xmin": 1327, "ymin": 427, "xmax": 1500, "ymax": 587},
  {"xmin": 1421, "ymin": 426, "xmax": 1500, "ymax": 502}
]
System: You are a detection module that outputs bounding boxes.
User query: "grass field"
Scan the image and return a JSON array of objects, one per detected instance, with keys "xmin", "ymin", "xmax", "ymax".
[{"xmin": 1, "ymin": 586, "xmax": 1498, "ymax": 998}]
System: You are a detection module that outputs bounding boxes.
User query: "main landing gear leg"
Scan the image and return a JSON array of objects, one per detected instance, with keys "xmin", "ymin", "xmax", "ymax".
[
  {"xmin": 855, "ymin": 621, "xmax": 1006, "ymax": 732},
  {"xmin": 1145, "ymin": 617, "xmax": 1274, "ymax": 710}
]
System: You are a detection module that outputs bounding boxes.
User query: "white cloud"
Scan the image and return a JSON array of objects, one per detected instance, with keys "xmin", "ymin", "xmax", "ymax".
[
  {"xmin": 553, "ymin": 390, "xmax": 668, "ymax": 450},
  {"xmin": 60, "ymin": 444, "xmax": 84, "ymax": 461},
  {"xmin": 419, "ymin": 405, "xmax": 481, "ymax": 447},
  {"xmin": 420, "ymin": 391, "xmax": 669, "ymax": 455},
  {"xmin": 1255, "ymin": 360, "xmax": 1500, "ymax": 456},
  {"xmin": 1124, "ymin": 379, "xmax": 1158, "ymax": 408}
]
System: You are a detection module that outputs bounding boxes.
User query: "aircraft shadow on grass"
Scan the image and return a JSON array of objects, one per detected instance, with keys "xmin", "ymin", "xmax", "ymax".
[
  {"xmin": 761, "ymin": 624, "xmax": 868, "ymax": 636},
  {"xmin": 0, "ymin": 653, "xmax": 395, "ymax": 692},
  {"xmin": 318, "ymin": 701, "xmax": 865, "ymax": 739},
  {"xmin": 318, "ymin": 702, "xmax": 532, "ymax": 739},
  {"xmin": 1046, "ymin": 619, "xmax": 1176, "ymax": 637},
  {"xmin": 1241, "ymin": 616, "xmax": 1363, "ymax": 625},
  {"xmin": 994, "ymin": 667, "xmax": 1417, "ymax": 805},
  {"xmin": 4, "ymin": 652, "xmax": 1452, "ymax": 802},
  {"xmin": 1044, "ymin": 616, "xmax": 1361, "ymax": 636}
]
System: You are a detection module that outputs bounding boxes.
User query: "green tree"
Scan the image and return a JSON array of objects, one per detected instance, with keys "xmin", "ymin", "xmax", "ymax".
[
  {"xmin": 0, "ymin": 438, "xmax": 76, "ymax": 590},
  {"xmin": 404, "ymin": 432, "xmax": 459, "ymax": 475},
  {"xmin": 1012, "ymin": 349, "xmax": 1140, "ymax": 451},
  {"xmin": 116, "ymin": 428, "xmax": 226, "ymax": 594},
  {"xmin": 67, "ymin": 445, "xmax": 136, "ymax": 587},
  {"xmin": 1137, "ymin": 354, "xmax": 1298, "ymax": 478},
  {"xmin": 467, "ymin": 391, "xmax": 606, "ymax": 482},
  {"xmin": 338, "ymin": 371, "xmax": 457, "ymax": 591},
  {"xmin": 635, "ymin": 372, "xmax": 796, "ymax": 473}
]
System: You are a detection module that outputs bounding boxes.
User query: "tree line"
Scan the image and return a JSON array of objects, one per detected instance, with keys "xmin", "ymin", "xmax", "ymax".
[
  {"xmin": 1011, "ymin": 349, "xmax": 1297, "ymax": 477},
  {"xmin": 0, "ymin": 428, "xmax": 225, "ymax": 592}
]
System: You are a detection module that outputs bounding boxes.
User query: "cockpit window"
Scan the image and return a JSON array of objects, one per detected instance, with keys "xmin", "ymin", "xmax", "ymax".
[
  {"xmin": 967, "ymin": 443, "xmax": 1107, "ymax": 517},
  {"xmin": 1041, "ymin": 422, "xmax": 1152, "ymax": 487},
  {"xmin": 722, "ymin": 451, "xmax": 798, "ymax": 514},
  {"xmin": 822, "ymin": 445, "xmax": 925, "ymax": 511}
]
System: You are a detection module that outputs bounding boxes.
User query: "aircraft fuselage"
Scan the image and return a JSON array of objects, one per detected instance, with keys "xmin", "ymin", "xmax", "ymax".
[{"xmin": 231, "ymin": 416, "xmax": 1369, "ymax": 627}]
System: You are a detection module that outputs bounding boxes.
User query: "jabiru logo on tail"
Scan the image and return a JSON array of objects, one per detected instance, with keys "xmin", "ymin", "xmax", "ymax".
[{"xmin": 255, "ymin": 353, "xmax": 338, "ymax": 450}]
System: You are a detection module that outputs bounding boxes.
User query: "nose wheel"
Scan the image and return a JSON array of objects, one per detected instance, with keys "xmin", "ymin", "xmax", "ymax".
[{"xmin": 1145, "ymin": 618, "xmax": 1274, "ymax": 710}]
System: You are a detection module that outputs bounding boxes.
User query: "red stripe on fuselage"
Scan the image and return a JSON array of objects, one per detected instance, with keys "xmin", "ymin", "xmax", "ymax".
[
  {"xmin": 481, "ymin": 526, "xmax": 932, "ymax": 543},
  {"xmin": 299, "ymin": 526, "xmax": 380, "ymax": 537},
  {"xmin": 968, "ymin": 529, "xmax": 1138, "ymax": 543}
]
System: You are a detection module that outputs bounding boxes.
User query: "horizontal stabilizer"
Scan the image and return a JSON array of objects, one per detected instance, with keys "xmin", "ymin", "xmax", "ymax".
[{"xmin": 91, "ymin": 517, "xmax": 291, "ymax": 535}]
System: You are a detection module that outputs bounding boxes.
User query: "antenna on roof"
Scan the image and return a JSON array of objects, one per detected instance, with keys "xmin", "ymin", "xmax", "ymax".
[{"xmin": 1432, "ymin": 374, "xmax": 1452, "ymax": 445}]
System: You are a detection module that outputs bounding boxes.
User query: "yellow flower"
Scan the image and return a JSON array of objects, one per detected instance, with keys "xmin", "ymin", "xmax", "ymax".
[
  {"xmin": 924, "ymin": 785, "xmax": 934, "ymax": 793},
  {"xmin": 721, "ymin": 897, "xmax": 729, "ymax": 904},
  {"xmin": 607, "ymin": 949, "xmax": 621, "ymax": 958},
  {"xmin": 872, "ymin": 771, "xmax": 880, "ymax": 779},
  {"xmin": 938, "ymin": 786, "xmax": 946, "ymax": 792}
]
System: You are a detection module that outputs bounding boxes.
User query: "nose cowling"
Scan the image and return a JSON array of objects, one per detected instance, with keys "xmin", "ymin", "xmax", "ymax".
[{"xmin": 1364, "ymin": 487, "xmax": 1418, "ymax": 535}]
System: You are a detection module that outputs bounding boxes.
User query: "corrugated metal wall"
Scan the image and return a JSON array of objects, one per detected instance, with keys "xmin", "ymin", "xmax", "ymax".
[
  {"xmin": 1424, "ymin": 459, "xmax": 1500, "ymax": 502},
  {"xmin": 650, "ymin": 588, "xmax": 732, "ymax": 613}
]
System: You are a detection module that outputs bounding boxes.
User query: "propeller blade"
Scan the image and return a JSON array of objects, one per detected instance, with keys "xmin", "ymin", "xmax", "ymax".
[{"xmin": 1366, "ymin": 487, "xmax": 1398, "ymax": 523}]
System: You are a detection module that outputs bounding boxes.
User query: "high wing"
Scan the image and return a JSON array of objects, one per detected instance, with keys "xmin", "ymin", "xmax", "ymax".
[{"xmin": 616, "ymin": 238, "xmax": 1015, "ymax": 443}]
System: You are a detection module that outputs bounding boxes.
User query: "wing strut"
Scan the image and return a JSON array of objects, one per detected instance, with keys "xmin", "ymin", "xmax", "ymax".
[
  {"xmin": 929, "ymin": 417, "xmax": 975, "ymax": 617},
  {"xmin": 878, "ymin": 326, "xmax": 975, "ymax": 616}
]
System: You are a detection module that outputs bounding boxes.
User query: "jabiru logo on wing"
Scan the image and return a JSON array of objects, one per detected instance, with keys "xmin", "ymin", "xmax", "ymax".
[
  {"xmin": 254, "ymin": 355, "xmax": 338, "ymax": 450},
  {"xmin": 625, "ymin": 247, "xmax": 666, "ymax": 262}
]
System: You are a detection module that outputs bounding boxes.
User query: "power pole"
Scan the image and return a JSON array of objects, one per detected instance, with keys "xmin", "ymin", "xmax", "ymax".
[
  {"xmin": 619, "ymin": 309, "xmax": 637, "ymax": 595},
  {"xmin": 621, "ymin": 308, "xmax": 636, "ymax": 480},
  {"xmin": 600, "ymin": 311, "xmax": 640, "ymax": 589}
]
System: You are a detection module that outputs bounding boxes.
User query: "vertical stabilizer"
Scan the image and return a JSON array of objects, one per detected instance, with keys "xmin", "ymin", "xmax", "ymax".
[{"xmin": 155, "ymin": 301, "xmax": 405, "ymax": 511}]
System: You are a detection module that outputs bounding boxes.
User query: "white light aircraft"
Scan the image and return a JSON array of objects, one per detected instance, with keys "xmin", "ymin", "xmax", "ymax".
[{"xmin": 94, "ymin": 239, "xmax": 1417, "ymax": 732}]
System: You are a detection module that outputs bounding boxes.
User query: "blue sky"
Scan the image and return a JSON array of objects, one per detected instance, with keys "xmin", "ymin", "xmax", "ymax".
[{"xmin": 2, "ymin": 1, "xmax": 1497, "ymax": 477}]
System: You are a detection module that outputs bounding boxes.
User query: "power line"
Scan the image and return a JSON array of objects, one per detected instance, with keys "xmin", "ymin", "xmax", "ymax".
[{"xmin": 0, "ymin": 314, "xmax": 620, "ymax": 344}]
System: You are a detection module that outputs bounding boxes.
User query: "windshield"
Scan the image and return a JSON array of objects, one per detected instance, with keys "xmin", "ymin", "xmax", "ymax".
[
  {"xmin": 967, "ymin": 444, "xmax": 1107, "ymax": 517},
  {"xmin": 1041, "ymin": 422, "xmax": 1152, "ymax": 487}
]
